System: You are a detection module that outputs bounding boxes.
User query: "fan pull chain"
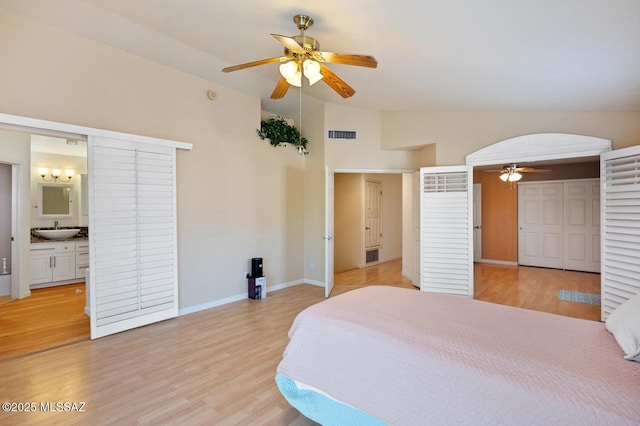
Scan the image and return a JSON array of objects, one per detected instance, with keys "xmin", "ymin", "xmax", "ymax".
[{"xmin": 298, "ymin": 84, "xmax": 304, "ymax": 155}]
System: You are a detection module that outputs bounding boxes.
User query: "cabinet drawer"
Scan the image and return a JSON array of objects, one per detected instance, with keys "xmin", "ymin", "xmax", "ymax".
[
  {"xmin": 76, "ymin": 251, "xmax": 89, "ymax": 266},
  {"xmin": 30, "ymin": 243, "xmax": 57, "ymax": 253},
  {"xmin": 31, "ymin": 242, "xmax": 75, "ymax": 253},
  {"xmin": 75, "ymin": 241, "xmax": 89, "ymax": 252},
  {"xmin": 56, "ymin": 243, "xmax": 75, "ymax": 253},
  {"xmin": 76, "ymin": 265, "xmax": 88, "ymax": 279}
]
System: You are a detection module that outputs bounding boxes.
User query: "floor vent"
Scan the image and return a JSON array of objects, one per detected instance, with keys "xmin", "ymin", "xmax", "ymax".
[
  {"xmin": 328, "ymin": 130, "xmax": 357, "ymax": 140},
  {"xmin": 366, "ymin": 249, "xmax": 379, "ymax": 263}
]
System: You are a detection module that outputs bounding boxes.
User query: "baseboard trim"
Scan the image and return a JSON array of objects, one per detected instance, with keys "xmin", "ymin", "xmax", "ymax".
[
  {"xmin": 179, "ymin": 279, "xmax": 325, "ymax": 316},
  {"xmin": 479, "ymin": 259, "xmax": 518, "ymax": 266}
]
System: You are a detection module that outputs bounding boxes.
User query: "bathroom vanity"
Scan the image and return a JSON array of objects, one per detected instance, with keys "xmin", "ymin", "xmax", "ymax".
[{"xmin": 30, "ymin": 240, "xmax": 89, "ymax": 288}]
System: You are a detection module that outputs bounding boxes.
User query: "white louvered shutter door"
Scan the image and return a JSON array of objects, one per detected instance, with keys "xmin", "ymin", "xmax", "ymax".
[
  {"xmin": 420, "ymin": 166, "xmax": 473, "ymax": 296},
  {"xmin": 601, "ymin": 147, "xmax": 640, "ymax": 320},
  {"xmin": 89, "ymin": 137, "xmax": 178, "ymax": 339}
]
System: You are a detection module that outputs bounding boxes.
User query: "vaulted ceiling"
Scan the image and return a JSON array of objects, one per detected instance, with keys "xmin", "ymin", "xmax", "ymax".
[{"xmin": 2, "ymin": 0, "xmax": 640, "ymax": 118}]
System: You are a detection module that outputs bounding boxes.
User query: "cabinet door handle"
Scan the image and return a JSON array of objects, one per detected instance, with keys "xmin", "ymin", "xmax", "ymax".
[{"xmin": 53, "ymin": 256, "xmax": 56, "ymax": 268}]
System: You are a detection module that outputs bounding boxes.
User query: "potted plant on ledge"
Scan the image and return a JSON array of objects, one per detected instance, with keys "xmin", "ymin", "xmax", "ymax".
[{"xmin": 257, "ymin": 116, "xmax": 308, "ymax": 155}]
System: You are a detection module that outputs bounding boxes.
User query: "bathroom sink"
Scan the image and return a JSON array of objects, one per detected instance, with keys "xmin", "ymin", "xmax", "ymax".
[{"xmin": 35, "ymin": 229, "xmax": 81, "ymax": 240}]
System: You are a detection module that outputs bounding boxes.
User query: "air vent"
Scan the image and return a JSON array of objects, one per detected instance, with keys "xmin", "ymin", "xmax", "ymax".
[
  {"xmin": 328, "ymin": 130, "xmax": 357, "ymax": 140},
  {"xmin": 366, "ymin": 249, "xmax": 379, "ymax": 263}
]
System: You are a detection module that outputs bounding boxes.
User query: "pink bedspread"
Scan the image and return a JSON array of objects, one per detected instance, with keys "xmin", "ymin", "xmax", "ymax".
[{"xmin": 277, "ymin": 286, "xmax": 640, "ymax": 425}]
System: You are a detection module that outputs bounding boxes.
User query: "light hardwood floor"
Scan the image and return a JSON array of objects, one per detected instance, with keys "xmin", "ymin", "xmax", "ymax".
[
  {"xmin": 0, "ymin": 260, "xmax": 601, "ymax": 425},
  {"xmin": 474, "ymin": 263, "xmax": 601, "ymax": 321},
  {"xmin": 0, "ymin": 283, "xmax": 89, "ymax": 361}
]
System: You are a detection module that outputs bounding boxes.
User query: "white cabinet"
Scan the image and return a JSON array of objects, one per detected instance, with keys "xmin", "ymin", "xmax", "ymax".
[
  {"xmin": 75, "ymin": 241, "xmax": 89, "ymax": 279},
  {"xmin": 30, "ymin": 241, "xmax": 88, "ymax": 288}
]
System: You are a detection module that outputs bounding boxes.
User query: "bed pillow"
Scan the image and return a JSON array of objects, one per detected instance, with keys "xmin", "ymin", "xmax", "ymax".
[{"xmin": 606, "ymin": 292, "xmax": 640, "ymax": 362}]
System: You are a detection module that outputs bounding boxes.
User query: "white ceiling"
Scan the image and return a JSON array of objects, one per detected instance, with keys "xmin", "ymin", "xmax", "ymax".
[
  {"xmin": 2, "ymin": 0, "xmax": 640, "ymax": 118},
  {"xmin": 31, "ymin": 135, "xmax": 87, "ymax": 157}
]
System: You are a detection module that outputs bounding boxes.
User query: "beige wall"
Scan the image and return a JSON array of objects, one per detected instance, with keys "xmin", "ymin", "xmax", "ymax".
[
  {"xmin": 302, "ymin": 105, "xmax": 326, "ymax": 284},
  {"xmin": 382, "ymin": 111, "xmax": 640, "ymax": 166},
  {"xmin": 5, "ymin": 8, "xmax": 639, "ymax": 307},
  {"xmin": 334, "ymin": 173, "xmax": 361, "ymax": 273},
  {"xmin": 325, "ymin": 104, "xmax": 423, "ymax": 171},
  {"xmin": 0, "ymin": 9, "xmax": 307, "ymax": 308},
  {"xmin": 333, "ymin": 173, "xmax": 403, "ymax": 273}
]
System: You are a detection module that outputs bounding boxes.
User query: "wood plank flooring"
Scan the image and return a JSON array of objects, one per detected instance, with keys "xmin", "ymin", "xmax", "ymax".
[
  {"xmin": 474, "ymin": 263, "xmax": 601, "ymax": 321},
  {"xmin": 0, "ymin": 260, "xmax": 602, "ymax": 425},
  {"xmin": 0, "ymin": 283, "xmax": 89, "ymax": 361}
]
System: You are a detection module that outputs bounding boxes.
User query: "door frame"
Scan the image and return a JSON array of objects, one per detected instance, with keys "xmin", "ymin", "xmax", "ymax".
[
  {"xmin": 0, "ymin": 113, "xmax": 191, "ymax": 313},
  {"xmin": 466, "ymin": 133, "xmax": 611, "ymax": 298},
  {"xmin": 326, "ymin": 167, "xmax": 416, "ymax": 296},
  {"xmin": 473, "ymin": 183, "xmax": 482, "ymax": 262}
]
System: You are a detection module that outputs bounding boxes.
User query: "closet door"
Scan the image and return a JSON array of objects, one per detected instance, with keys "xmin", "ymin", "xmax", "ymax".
[
  {"xmin": 420, "ymin": 166, "xmax": 473, "ymax": 296},
  {"xmin": 88, "ymin": 136, "xmax": 178, "ymax": 339},
  {"xmin": 563, "ymin": 180, "xmax": 600, "ymax": 273},
  {"xmin": 601, "ymin": 147, "xmax": 640, "ymax": 320},
  {"xmin": 518, "ymin": 182, "xmax": 563, "ymax": 269}
]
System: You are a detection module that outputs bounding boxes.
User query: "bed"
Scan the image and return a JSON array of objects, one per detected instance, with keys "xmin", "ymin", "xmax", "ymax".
[{"xmin": 276, "ymin": 286, "xmax": 640, "ymax": 425}]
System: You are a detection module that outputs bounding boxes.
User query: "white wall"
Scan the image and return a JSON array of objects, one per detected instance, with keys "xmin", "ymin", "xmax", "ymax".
[
  {"xmin": 0, "ymin": 163, "xmax": 11, "ymax": 270},
  {"xmin": 0, "ymin": 129, "xmax": 31, "ymax": 298}
]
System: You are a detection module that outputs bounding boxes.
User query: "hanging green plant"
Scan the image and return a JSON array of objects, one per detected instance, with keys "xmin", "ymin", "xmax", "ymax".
[{"xmin": 257, "ymin": 116, "xmax": 308, "ymax": 154}]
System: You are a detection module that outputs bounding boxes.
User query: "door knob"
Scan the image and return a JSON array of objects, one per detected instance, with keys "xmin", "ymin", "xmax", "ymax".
[{"xmin": 365, "ymin": 226, "xmax": 371, "ymax": 230}]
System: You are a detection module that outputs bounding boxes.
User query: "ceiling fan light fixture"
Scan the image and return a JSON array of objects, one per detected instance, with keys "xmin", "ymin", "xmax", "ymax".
[
  {"xmin": 499, "ymin": 170, "xmax": 523, "ymax": 182},
  {"xmin": 279, "ymin": 61, "xmax": 298, "ymax": 79},
  {"xmin": 302, "ymin": 59, "xmax": 320, "ymax": 77},
  {"xmin": 303, "ymin": 59, "xmax": 323, "ymax": 85},
  {"xmin": 286, "ymin": 71, "xmax": 302, "ymax": 87}
]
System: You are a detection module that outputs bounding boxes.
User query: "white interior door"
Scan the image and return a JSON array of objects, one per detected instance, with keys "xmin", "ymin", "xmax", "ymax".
[
  {"xmin": 563, "ymin": 179, "xmax": 600, "ymax": 273},
  {"xmin": 89, "ymin": 136, "xmax": 179, "ymax": 339},
  {"xmin": 518, "ymin": 182, "xmax": 563, "ymax": 269},
  {"xmin": 601, "ymin": 146, "xmax": 640, "ymax": 320},
  {"xmin": 325, "ymin": 167, "xmax": 334, "ymax": 298},
  {"xmin": 473, "ymin": 183, "xmax": 482, "ymax": 262},
  {"xmin": 364, "ymin": 180, "xmax": 382, "ymax": 249},
  {"xmin": 412, "ymin": 171, "xmax": 420, "ymax": 287},
  {"xmin": 420, "ymin": 166, "xmax": 473, "ymax": 296}
]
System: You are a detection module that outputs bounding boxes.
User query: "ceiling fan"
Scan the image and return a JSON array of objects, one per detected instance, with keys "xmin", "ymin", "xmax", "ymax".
[
  {"xmin": 485, "ymin": 163, "xmax": 551, "ymax": 182},
  {"xmin": 221, "ymin": 14, "xmax": 377, "ymax": 99}
]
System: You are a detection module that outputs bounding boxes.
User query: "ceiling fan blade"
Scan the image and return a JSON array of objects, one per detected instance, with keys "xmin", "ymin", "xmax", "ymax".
[
  {"xmin": 271, "ymin": 34, "xmax": 306, "ymax": 54},
  {"xmin": 270, "ymin": 77, "xmax": 290, "ymax": 99},
  {"xmin": 519, "ymin": 168, "xmax": 551, "ymax": 173},
  {"xmin": 317, "ymin": 52, "xmax": 378, "ymax": 68},
  {"xmin": 319, "ymin": 64, "xmax": 356, "ymax": 98},
  {"xmin": 222, "ymin": 56, "xmax": 285, "ymax": 73}
]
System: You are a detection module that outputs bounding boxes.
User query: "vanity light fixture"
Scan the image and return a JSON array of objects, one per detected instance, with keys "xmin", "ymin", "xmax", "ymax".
[{"xmin": 39, "ymin": 167, "xmax": 74, "ymax": 182}]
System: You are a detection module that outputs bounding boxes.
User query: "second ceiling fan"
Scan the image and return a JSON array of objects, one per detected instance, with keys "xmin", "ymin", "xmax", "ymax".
[
  {"xmin": 221, "ymin": 14, "xmax": 377, "ymax": 99},
  {"xmin": 486, "ymin": 163, "xmax": 551, "ymax": 182}
]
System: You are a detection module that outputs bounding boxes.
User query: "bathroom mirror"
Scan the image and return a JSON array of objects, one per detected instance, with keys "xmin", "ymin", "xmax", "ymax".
[{"xmin": 38, "ymin": 183, "xmax": 74, "ymax": 217}]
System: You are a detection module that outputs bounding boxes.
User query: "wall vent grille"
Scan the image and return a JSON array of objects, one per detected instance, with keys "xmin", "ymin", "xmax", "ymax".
[
  {"xmin": 328, "ymin": 130, "xmax": 357, "ymax": 140},
  {"xmin": 366, "ymin": 249, "xmax": 379, "ymax": 263}
]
